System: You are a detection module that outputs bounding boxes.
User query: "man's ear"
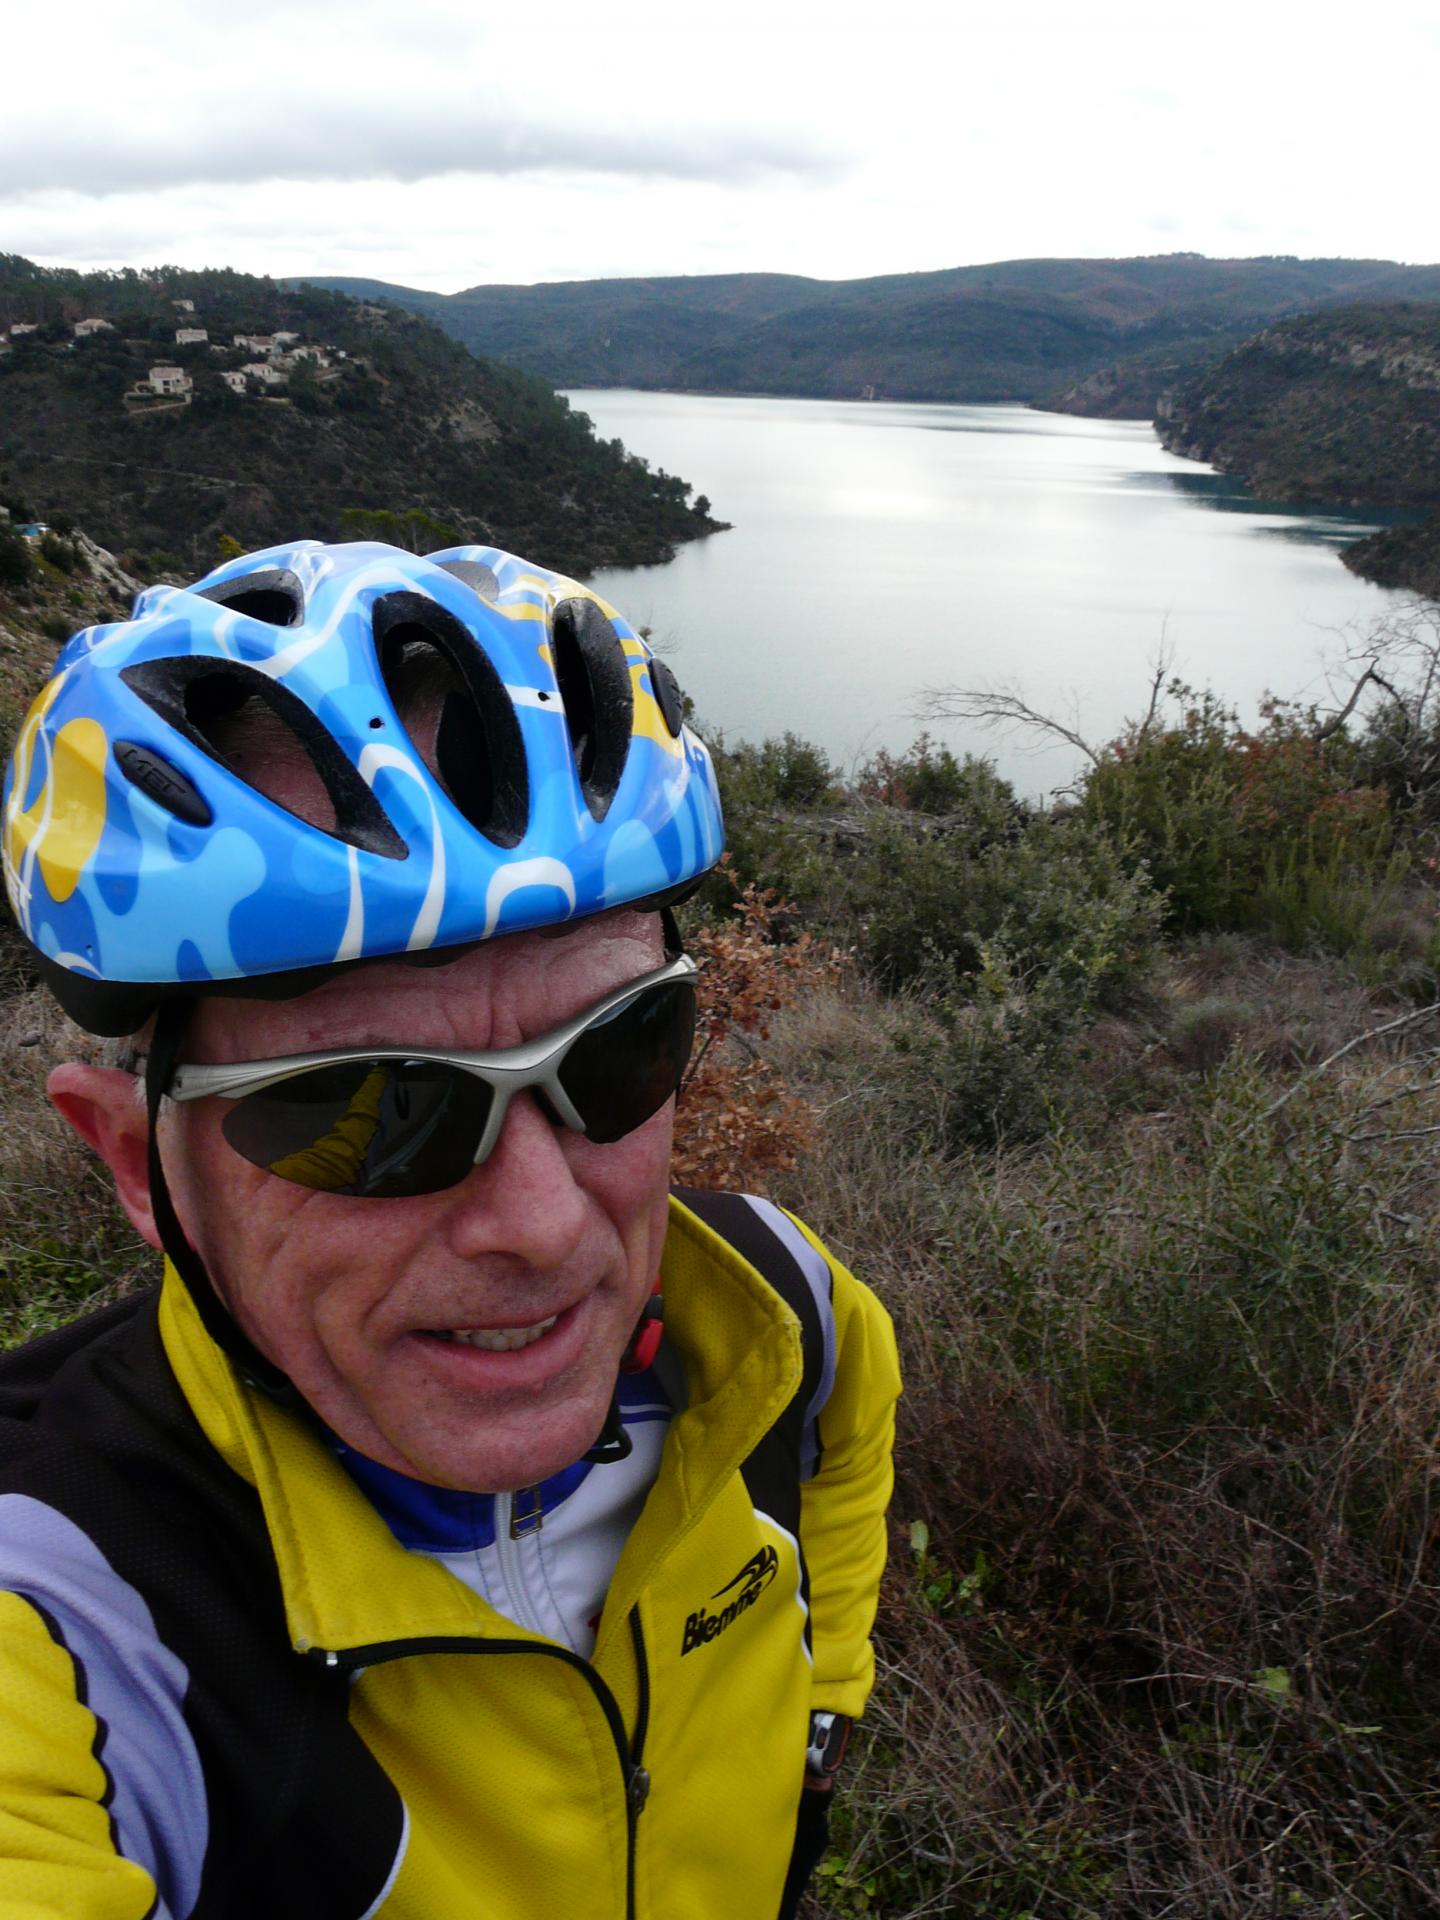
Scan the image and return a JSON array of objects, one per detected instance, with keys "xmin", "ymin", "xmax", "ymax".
[{"xmin": 47, "ymin": 1064, "xmax": 161, "ymax": 1251}]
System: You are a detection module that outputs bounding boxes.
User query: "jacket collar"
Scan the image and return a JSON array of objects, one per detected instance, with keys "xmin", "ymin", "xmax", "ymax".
[{"xmin": 157, "ymin": 1193, "xmax": 803, "ymax": 1663}]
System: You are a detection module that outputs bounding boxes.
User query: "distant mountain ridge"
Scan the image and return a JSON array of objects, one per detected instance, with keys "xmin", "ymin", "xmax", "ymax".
[
  {"xmin": 294, "ymin": 256, "xmax": 1440, "ymax": 411},
  {"xmin": 0, "ymin": 255, "xmax": 721, "ymax": 574}
]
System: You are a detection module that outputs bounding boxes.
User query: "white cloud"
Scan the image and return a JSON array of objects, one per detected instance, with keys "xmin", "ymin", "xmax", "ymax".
[
  {"xmin": 1, "ymin": 103, "xmax": 843, "ymax": 199},
  {"xmin": 3, "ymin": 0, "xmax": 1437, "ymax": 290}
]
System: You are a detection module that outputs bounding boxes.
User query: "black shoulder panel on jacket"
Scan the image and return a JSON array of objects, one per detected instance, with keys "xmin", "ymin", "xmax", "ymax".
[{"xmin": 0, "ymin": 1291, "xmax": 407, "ymax": 1918}]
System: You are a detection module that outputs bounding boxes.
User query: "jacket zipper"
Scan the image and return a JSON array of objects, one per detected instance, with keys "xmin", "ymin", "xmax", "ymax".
[
  {"xmin": 625, "ymin": 1609, "xmax": 651, "ymax": 1920},
  {"xmin": 310, "ymin": 1608, "xmax": 651, "ymax": 1918},
  {"xmin": 492, "ymin": 1489, "xmax": 549, "ymax": 1637}
]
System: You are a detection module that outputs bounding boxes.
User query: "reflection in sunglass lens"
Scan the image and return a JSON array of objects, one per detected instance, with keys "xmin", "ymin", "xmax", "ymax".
[
  {"xmin": 221, "ymin": 1060, "xmax": 493, "ymax": 1198},
  {"xmin": 558, "ymin": 980, "xmax": 696, "ymax": 1143}
]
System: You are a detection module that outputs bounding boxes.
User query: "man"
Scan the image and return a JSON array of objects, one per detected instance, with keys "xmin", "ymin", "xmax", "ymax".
[{"xmin": 0, "ymin": 541, "xmax": 900, "ymax": 1918}]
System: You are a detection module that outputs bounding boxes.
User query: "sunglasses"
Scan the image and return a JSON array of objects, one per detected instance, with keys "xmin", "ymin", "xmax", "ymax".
[{"xmin": 164, "ymin": 955, "xmax": 698, "ymax": 1198}]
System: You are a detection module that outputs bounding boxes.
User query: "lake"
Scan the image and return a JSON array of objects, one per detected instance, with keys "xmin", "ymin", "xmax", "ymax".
[{"xmin": 570, "ymin": 390, "xmax": 1412, "ymax": 799}]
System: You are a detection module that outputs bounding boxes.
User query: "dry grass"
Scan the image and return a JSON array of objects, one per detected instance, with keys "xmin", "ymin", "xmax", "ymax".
[
  {"xmin": 770, "ymin": 953, "xmax": 1440, "ymax": 1918},
  {"xmin": 0, "ymin": 968, "xmax": 149, "ymax": 1343}
]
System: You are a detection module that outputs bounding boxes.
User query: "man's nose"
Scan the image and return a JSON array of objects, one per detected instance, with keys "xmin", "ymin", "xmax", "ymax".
[{"xmin": 440, "ymin": 1089, "xmax": 590, "ymax": 1268}]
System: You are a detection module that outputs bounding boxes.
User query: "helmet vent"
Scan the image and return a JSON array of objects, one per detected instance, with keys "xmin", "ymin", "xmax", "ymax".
[
  {"xmin": 195, "ymin": 567, "xmax": 304, "ymax": 628},
  {"xmin": 434, "ymin": 558, "xmax": 500, "ymax": 603},
  {"xmin": 551, "ymin": 598, "xmax": 632, "ymax": 821},
  {"xmin": 372, "ymin": 593, "xmax": 528, "ymax": 850},
  {"xmin": 120, "ymin": 658, "xmax": 406, "ymax": 859}
]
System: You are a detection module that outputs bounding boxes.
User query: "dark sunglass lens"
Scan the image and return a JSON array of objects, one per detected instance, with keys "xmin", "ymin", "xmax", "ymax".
[
  {"xmin": 221, "ymin": 1061, "xmax": 492, "ymax": 1197},
  {"xmin": 558, "ymin": 980, "xmax": 696, "ymax": 1145}
]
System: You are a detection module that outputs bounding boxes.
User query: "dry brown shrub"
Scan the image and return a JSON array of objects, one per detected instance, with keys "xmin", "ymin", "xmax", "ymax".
[{"xmin": 671, "ymin": 872, "xmax": 844, "ymax": 1193}]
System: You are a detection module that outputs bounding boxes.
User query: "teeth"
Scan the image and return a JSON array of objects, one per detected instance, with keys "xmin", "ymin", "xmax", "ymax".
[{"xmin": 440, "ymin": 1315, "xmax": 558, "ymax": 1353}]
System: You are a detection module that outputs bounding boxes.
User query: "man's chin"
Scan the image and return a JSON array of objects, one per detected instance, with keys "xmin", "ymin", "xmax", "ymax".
[{"xmin": 370, "ymin": 1380, "xmax": 621, "ymax": 1493}]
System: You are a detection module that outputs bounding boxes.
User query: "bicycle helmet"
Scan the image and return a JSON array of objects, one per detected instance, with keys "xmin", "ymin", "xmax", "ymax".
[{"xmin": 3, "ymin": 540, "xmax": 724, "ymax": 1034}]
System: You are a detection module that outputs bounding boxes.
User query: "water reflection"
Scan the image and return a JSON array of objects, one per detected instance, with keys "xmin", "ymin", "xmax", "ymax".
[
  {"xmin": 1137, "ymin": 468, "xmax": 1420, "ymax": 549},
  {"xmin": 572, "ymin": 390, "xmax": 1412, "ymax": 799}
]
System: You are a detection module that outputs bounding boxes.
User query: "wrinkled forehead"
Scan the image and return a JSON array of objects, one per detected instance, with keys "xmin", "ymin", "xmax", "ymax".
[{"xmin": 186, "ymin": 910, "xmax": 666, "ymax": 1062}]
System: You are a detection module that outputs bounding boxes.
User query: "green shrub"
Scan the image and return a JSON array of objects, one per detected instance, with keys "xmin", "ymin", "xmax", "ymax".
[
  {"xmin": 1080, "ymin": 685, "xmax": 1395, "ymax": 943},
  {"xmin": 1254, "ymin": 836, "xmax": 1408, "ymax": 961},
  {"xmin": 848, "ymin": 811, "xmax": 1165, "ymax": 1012},
  {"xmin": 694, "ymin": 731, "xmax": 842, "ymax": 912},
  {"xmin": 854, "ymin": 733, "xmax": 995, "ymax": 813},
  {"xmin": 890, "ymin": 961, "xmax": 1080, "ymax": 1151},
  {"xmin": 713, "ymin": 730, "xmax": 837, "ymax": 811},
  {"xmin": 38, "ymin": 532, "xmax": 83, "ymax": 576},
  {"xmin": 1357, "ymin": 692, "xmax": 1440, "ymax": 833},
  {"xmin": 0, "ymin": 524, "xmax": 31, "ymax": 590}
]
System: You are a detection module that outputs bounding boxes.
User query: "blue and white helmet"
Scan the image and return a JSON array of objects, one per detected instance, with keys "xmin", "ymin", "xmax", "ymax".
[{"xmin": 3, "ymin": 541, "xmax": 724, "ymax": 1034}]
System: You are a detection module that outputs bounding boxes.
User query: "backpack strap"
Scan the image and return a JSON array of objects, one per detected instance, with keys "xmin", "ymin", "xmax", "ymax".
[{"xmin": 671, "ymin": 1188, "xmax": 838, "ymax": 1537}]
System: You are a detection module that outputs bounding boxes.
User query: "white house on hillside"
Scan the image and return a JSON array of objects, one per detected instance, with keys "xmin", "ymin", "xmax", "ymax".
[
  {"xmin": 148, "ymin": 365, "xmax": 192, "ymax": 396},
  {"xmin": 172, "ymin": 299, "xmax": 195, "ymax": 313},
  {"xmin": 73, "ymin": 318, "xmax": 114, "ymax": 338},
  {"xmin": 242, "ymin": 361, "xmax": 287, "ymax": 387},
  {"xmin": 221, "ymin": 370, "xmax": 248, "ymax": 394},
  {"xmin": 9, "ymin": 323, "xmax": 38, "ymax": 337},
  {"xmin": 175, "ymin": 328, "xmax": 209, "ymax": 345},
  {"xmin": 233, "ymin": 333, "xmax": 275, "ymax": 355}
]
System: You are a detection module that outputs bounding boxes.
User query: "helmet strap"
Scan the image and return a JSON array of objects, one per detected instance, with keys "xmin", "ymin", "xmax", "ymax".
[
  {"xmin": 659, "ymin": 903, "xmax": 685, "ymax": 960},
  {"xmin": 582, "ymin": 1394, "xmax": 634, "ymax": 1465},
  {"xmin": 145, "ymin": 1002, "xmax": 299, "ymax": 1402}
]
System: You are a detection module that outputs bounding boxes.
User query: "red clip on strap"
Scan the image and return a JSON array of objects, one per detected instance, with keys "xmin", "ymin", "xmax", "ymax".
[{"xmin": 620, "ymin": 1284, "xmax": 664, "ymax": 1373}]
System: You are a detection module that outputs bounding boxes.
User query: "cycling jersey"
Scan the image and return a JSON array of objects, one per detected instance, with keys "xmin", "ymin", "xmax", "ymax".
[{"xmin": 0, "ymin": 1190, "xmax": 900, "ymax": 1919}]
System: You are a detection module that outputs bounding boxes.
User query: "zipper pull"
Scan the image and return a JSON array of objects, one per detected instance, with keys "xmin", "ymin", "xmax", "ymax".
[
  {"xmin": 510, "ymin": 1485, "xmax": 544, "ymax": 1539},
  {"xmin": 627, "ymin": 1765, "xmax": 651, "ymax": 1817}
]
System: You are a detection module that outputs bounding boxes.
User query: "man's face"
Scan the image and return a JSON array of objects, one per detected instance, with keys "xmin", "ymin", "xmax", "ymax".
[{"xmin": 163, "ymin": 913, "xmax": 673, "ymax": 1493}]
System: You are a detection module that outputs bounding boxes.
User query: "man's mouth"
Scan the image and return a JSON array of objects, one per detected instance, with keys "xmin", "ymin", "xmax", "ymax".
[{"xmin": 424, "ymin": 1314, "xmax": 560, "ymax": 1353}]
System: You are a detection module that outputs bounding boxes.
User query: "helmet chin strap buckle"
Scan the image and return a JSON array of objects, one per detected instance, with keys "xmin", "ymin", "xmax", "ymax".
[
  {"xmin": 582, "ymin": 1400, "xmax": 634, "ymax": 1465},
  {"xmin": 583, "ymin": 1282, "xmax": 663, "ymax": 1465}
]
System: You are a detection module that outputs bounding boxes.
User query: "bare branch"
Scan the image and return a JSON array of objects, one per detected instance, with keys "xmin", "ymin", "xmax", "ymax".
[
  {"xmin": 1312, "ymin": 664, "xmax": 1377, "ymax": 744},
  {"xmin": 1351, "ymin": 1069, "xmax": 1440, "ymax": 1118},
  {"xmin": 1257, "ymin": 1000, "xmax": 1440, "ymax": 1125},
  {"xmin": 914, "ymin": 685, "xmax": 1101, "ymax": 767}
]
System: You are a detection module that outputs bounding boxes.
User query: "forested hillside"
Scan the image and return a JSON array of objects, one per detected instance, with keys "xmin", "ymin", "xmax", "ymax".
[
  {"xmin": 299, "ymin": 255, "xmax": 1440, "ymax": 410},
  {"xmin": 1160, "ymin": 303, "xmax": 1440, "ymax": 596},
  {"xmin": 0, "ymin": 256, "xmax": 722, "ymax": 574}
]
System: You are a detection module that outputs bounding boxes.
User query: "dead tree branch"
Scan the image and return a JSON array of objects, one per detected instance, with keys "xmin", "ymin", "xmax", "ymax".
[
  {"xmin": 913, "ymin": 686, "xmax": 1101, "ymax": 768},
  {"xmin": 1258, "ymin": 1001, "xmax": 1440, "ymax": 1125}
]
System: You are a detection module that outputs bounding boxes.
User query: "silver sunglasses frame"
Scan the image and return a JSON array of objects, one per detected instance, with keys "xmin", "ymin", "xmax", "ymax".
[{"xmin": 165, "ymin": 953, "xmax": 699, "ymax": 1169}]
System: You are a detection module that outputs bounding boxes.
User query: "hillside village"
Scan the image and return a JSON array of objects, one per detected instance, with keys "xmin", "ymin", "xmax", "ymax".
[
  {"xmin": 0, "ymin": 258, "xmax": 724, "ymax": 574},
  {"xmin": 4, "ymin": 292, "xmax": 354, "ymax": 411}
]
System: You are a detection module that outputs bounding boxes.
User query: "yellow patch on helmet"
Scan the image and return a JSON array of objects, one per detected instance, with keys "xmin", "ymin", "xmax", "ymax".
[
  {"xmin": 491, "ymin": 597, "xmax": 548, "ymax": 625},
  {"xmin": 4, "ymin": 685, "xmax": 109, "ymax": 910},
  {"xmin": 4, "ymin": 676, "xmax": 63, "ymax": 909},
  {"xmin": 622, "ymin": 638, "xmax": 683, "ymax": 758}
]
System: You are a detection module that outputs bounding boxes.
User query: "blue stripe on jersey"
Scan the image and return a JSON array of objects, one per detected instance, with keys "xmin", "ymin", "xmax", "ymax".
[{"xmin": 332, "ymin": 1365, "xmax": 672, "ymax": 1552}]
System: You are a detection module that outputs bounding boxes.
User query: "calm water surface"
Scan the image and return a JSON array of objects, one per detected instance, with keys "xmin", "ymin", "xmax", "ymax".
[{"xmin": 571, "ymin": 391, "xmax": 1409, "ymax": 798}]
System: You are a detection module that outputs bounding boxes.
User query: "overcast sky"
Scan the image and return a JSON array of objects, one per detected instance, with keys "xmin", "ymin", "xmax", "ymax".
[{"xmin": 6, "ymin": 0, "xmax": 1438, "ymax": 292}]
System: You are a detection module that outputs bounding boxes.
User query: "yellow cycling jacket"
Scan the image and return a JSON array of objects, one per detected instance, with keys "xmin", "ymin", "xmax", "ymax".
[{"xmin": 0, "ymin": 1190, "xmax": 900, "ymax": 1919}]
